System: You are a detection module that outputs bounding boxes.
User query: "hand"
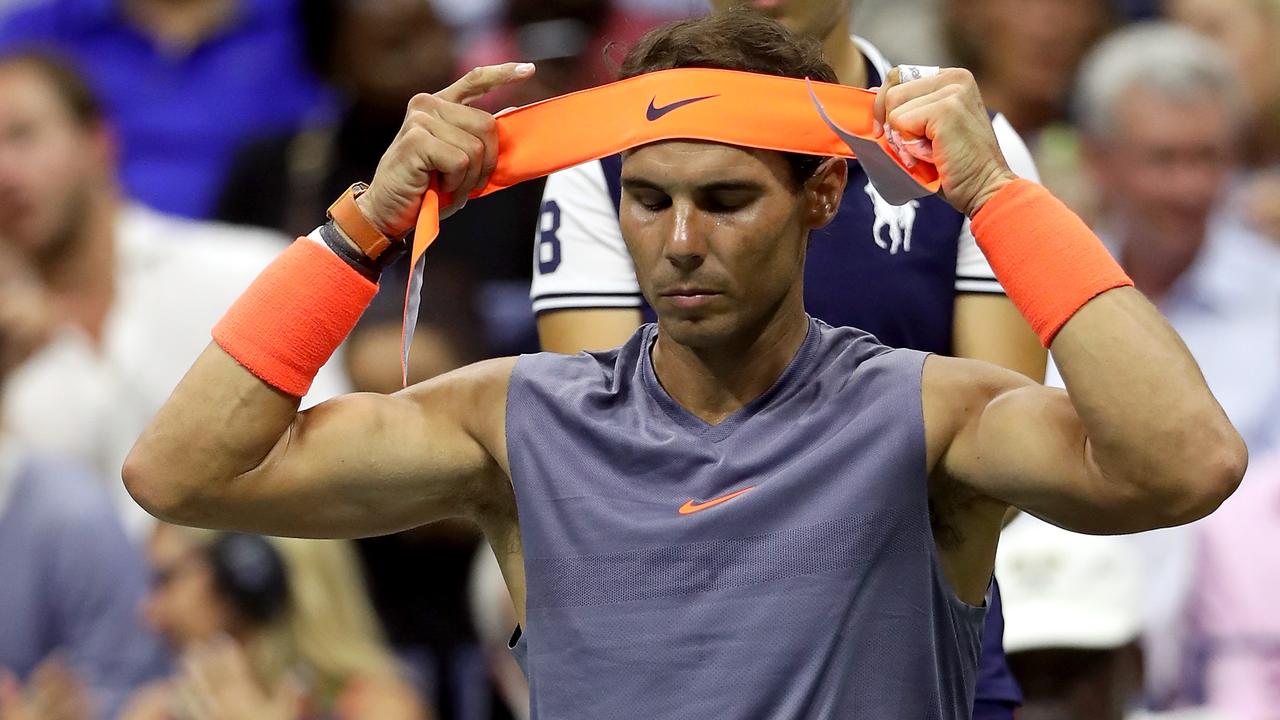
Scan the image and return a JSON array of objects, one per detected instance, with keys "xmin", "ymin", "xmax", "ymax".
[
  {"xmin": 874, "ymin": 67, "xmax": 1016, "ymax": 217},
  {"xmin": 119, "ymin": 682, "xmax": 174, "ymax": 720},
  {"xmin": 170, "ymin": 639, "xmax": 303, "ymax": 720},
  {"xmin": 357, "ymin": 63, "xmax": 536, "ymax": 238},
  {"xmin": 0, "ymin": 656, "xmax": 94, "ymax": 720}
]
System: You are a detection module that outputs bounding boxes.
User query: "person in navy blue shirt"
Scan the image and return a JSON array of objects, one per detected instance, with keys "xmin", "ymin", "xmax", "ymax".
[
  {"xmin": 529, "ymin": 3, "xmax": 1047, "ymax": 718},
  {"xmin": 0, "ymin": 0, "xmax": 330, "ymax": 219}
]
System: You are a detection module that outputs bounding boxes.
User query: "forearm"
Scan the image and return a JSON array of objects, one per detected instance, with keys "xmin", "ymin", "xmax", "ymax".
[
  {"xmin": 125, "ymin": 235, "xmax": 378, "ymax": 520},
  {"xmin": 127, "ymin": 344, "xmax": 301, "ymax": 510},
  {"xmin": 1050, "ymin": 288, "xmax": 1243, "ymax": 513},
  {"xmin": 972, "ymin": 180, "xmax": 1245, "ymax": 521}
]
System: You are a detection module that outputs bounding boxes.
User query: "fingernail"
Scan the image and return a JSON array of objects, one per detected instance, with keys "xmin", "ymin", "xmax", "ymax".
[
  {"xmin": 872, "ymin": 119, "xmax": 883, "ymax": 137},
  {"xmin": 898, "ymin": 148, "xmax": 917, "ymax": 168},
  {"xmin": 514, "ymin": 63, "xmax": 535, "ymax": 76},
  {"xmin": 869, "ymin": 85, "xmax": 881, "ymax": 92}
]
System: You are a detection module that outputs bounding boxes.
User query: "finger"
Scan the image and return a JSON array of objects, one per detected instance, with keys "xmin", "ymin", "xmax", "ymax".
[
  {"xmin": 437, "ymin": 63, "xmax": 535, "ymax": 106},
  {"xmin": 422, "ymin": 113, "xmax": 487, "ymax": 198},
  {"xmin": 424, "ymin": 137, "xmax": 472, "ymax": 195},
  {"xmin": 872, "ymin": 67, "xmax": 900, "ymax": 130},
  {"xmin": 882, "ymin": 75, "xmax": 954, "ymax": 141}
]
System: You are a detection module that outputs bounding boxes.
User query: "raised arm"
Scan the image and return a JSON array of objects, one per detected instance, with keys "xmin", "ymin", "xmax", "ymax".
[
  {"xmin": 876, "ymin": 67, "xmax": 1246, "ymax": 536},
  {"xmin": 124, "ymin": 65, "xmax": 536, "ymax": 539}
]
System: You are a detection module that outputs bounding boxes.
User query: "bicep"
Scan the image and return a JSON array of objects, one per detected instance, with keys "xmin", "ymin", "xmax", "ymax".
[
  {"xmin": 926, "ymin": 356, "xmax": 1139, "ymax": 534},
  {"xmin": 216, "ymin": 359, "xmax": 514, "ymax": 538}
]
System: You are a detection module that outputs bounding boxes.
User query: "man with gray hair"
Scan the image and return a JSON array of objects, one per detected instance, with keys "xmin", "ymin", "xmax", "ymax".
[{"xmin": 1073, "ymin": 20, "xmax": 1280, "ymax": 705}]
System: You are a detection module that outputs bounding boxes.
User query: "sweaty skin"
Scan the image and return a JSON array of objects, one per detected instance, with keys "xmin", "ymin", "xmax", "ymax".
[
  {"xmin": 126, "ymin": 64, "xmax": 1245, "ymax": 626},
  {"xmin": 539, "ymin": 0, "xmax": 1045, "ymax": 385}
]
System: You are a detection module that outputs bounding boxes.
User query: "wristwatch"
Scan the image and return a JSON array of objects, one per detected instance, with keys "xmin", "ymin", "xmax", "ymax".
[{"xmin": 326, "ymin": 182, "xmax": 396, "ymax": 261}]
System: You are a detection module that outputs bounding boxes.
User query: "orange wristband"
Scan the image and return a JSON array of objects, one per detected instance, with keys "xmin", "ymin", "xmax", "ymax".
[
  {"xmin": 212, "ymin": 239, "xmax": 377, "ymax": 396},
  {"xmin": 970, "ymin": 179, "xmax": 1133, "ymax": 347}
]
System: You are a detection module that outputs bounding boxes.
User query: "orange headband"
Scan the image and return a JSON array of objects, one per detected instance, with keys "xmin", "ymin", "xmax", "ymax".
[{"xmin": 400, "ymin": 68, "xmax": 939, "ymax": 378}]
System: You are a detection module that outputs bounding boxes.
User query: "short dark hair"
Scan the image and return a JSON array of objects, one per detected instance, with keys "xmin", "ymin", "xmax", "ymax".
[
  {"xmin": 0, "ymin": 49, "xmax": 104, "ymax": 127},
  {"xmin": 618, "ymin": 8, "xmax": 838, "ymax": 185}
]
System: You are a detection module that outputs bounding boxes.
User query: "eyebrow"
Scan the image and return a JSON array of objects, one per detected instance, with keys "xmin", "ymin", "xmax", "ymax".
[{"xmin": 620, "ymin": 176, "xmax": 766, "ymax": 194}]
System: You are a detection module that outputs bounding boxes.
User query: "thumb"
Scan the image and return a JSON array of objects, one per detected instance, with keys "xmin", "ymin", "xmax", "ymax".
[{"xmin": 437, "ymin": 63, "xmax": 536, "ymax": 106}]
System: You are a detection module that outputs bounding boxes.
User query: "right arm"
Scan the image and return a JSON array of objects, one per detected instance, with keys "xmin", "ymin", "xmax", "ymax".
[
  {"xmin": 125, "ymin": 65, "xmax": 535, "ymax": 539},
  {"xmin": 532, "ymin": 161, "xmax": 645, "ymax": 353}
]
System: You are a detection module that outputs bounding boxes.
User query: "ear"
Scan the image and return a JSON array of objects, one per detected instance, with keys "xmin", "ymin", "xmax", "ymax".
[{"xmin": 802, "ymin": 158, "xmax": 847, "ymax": 230}]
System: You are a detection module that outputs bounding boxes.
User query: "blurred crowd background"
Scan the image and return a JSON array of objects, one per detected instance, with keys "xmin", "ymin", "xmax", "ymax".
[{"xmin": 0, "ymin": 1, "xmax": 1278, "ymax": 719}]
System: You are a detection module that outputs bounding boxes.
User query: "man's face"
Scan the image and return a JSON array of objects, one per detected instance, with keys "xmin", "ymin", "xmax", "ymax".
[
  {"xmin": 620, "ymin": 141, "xmax": 841, "ymax": 348},
  {"xmin": 960, "ymin": 0, "xmax": 1109, "ymax": 107},
  {"xmin": 0, "ymin": 62, "xmax": 105, "ymax": 263},
  {"xmin": 707, "ymin": 0, "xmax": 849, "ymax": 39},
  {"xmin": 1088, "ymin": 89, "xmax": 1235, "ymax": 248},
  {"xmin": 334, "ymin": 0, "xmax": 457, "ymax": 112}
]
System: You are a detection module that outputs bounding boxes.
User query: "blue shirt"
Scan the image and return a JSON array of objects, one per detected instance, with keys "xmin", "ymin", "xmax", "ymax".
[
  {"xmin": 0, "ymin": 446, "xmax": 168, "ymax": 718},
  {"xmin": 0, "ymin": 0, "xmax": 330, "ymax": 218}
]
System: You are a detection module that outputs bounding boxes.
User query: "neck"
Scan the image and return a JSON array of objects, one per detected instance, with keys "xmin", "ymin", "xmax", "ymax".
[
  {"xmin": 41, "ymin": 191, "xmax": 119, "ymax": 345},
  {"xmin": 124, "ymin": 0, "xmax": 239, "ymax": 51},
  {"xmin": 1117, "ymin": 219, "xmax": 1205, "ymax": 302},
  {"xmin": 651, "ymin": 296, "xmax": 810, "ymax": 426},
  {"xmin": 826, "ymin": 13, "xmax": 867, "ymax": 89}
]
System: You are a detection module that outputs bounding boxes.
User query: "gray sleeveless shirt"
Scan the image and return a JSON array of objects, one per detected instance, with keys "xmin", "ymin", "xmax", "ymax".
[{"xmin": 506, "ymin": 318, "xmax": 987, "ymax": 719}]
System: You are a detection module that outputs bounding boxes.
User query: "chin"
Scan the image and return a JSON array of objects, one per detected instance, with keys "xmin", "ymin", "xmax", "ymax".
[{"xmin": 657, "ymin": 314, "xmax": 734, "ymax": 349}]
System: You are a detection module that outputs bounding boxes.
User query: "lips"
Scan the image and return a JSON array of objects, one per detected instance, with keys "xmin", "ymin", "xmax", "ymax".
[{"xmin": 660, "ymin": 288, "xmax": 722, "ymax": 310}]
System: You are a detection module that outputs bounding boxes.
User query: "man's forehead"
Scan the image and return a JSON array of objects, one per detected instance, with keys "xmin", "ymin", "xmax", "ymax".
[{"xmin": 621, "ymin": 141, "xmax": 787, "ymax": 182}]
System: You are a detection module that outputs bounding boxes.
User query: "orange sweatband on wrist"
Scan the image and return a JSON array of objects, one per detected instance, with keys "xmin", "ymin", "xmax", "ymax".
[
  {"xmin": 213, "ymin": 239, "xmax": 378, "ymax": 397},
  {"xmin": 970, "ymin": 179, "xmax": 1133, "ymax": 347}
]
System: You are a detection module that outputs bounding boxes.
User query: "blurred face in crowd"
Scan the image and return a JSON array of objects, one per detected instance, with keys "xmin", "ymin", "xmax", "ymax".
[
  {"xmin": 1165, "ymin": 0, "xmax": 1280, "ymax": 120},
  {"xmin": 620, "ymin": 141, "xmax": 842, "ymax": 348},
  {"xmin": 1087, "ymin": 88, "xmax": 1236, "ymax": 249},
  {"xmin": 950, "ymin": 0, "xmax": 1109, "ymax": 114},
  {"xmin": 707, "ymin": 0, "xmax": 850, "ymax": 39},
  {"xmin": 0, "ymin": 60, "xmax": 111, "ymax": 266},
  {"xmin": 332, "ymin": 0, "xmax": 456, "ymax": 114},
  {"xmin": 143, "ymin": 525, "xmax": 235, "ymax": 650}
]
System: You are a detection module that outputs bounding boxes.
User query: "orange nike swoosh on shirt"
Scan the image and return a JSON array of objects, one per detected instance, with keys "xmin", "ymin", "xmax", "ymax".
[{"xmin": 678, "ymin": 487, "xmax": 756, "ymax": 515}]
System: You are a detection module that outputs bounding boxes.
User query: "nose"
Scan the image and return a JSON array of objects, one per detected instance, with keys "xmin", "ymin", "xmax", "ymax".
[{"xmin": 662, "ymin": 201, "xmax": 707, "ymax": 272}]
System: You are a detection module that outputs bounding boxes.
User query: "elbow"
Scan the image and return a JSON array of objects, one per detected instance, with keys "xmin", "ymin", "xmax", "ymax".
[
  {"xmin": 122, "ymin": 441, "xmax": 201, "ymax": 525},
  {"xmin": 1153, "ymin": 421, "xmax": 1248, "ymax": 526}
]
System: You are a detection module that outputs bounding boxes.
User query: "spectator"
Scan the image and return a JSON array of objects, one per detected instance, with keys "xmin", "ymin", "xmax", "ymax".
[
  {"xmin": 123, "ymin": 527, "xmax": 429, "ymax": 720},
  {"xmin": 941, "ymin": 0, "xmax": 1113, "ymax": 215},
  {"xmin": 1166, "ymin": 0, "xmax": 1280, "ymax": 243},
  {"xmin": 1070, "ymin": 21, "xmax": 1280, "ymax": 704},
  {"xmin": 0, "ymin": 246, "xmax": 167, "ymax": 720},
  {"xmin": 1186, "ymin": 453, "xmax": 1280, "ymax": 718},
  {"xmin": 216, "ymin": 0, "xmax": 457, "ymax": 237},
  {"xmin": 0, "ymin": 0, "xmax": 330, "ymax": 218},
  {"xmin": 0, "ymin": 51, "xmax": 348, "ymax": 539},
  {"xmin": 944, "ymin": 0, "xmax": 1113, "ymax": 138},
  {"xmin": 461, "ymin": 0, "xmax": 664, "ymax": 111},
  {"xmin": 997, "ymin": 517, "xmax": 1219, "ymax": 720},
  {"xmin": 217, "ymin": 0, "xmax": 542, "ymax": 358}
]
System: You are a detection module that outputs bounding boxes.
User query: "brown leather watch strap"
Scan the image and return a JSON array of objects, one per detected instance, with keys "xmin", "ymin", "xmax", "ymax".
[{"xmin": 326, "ymin": 182, "xmax": 393, "ymax": 261}]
